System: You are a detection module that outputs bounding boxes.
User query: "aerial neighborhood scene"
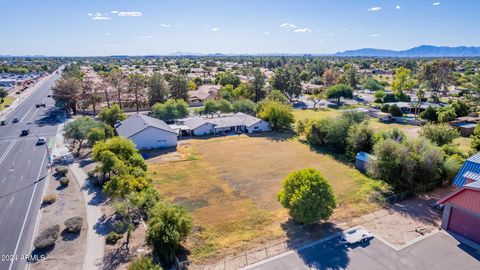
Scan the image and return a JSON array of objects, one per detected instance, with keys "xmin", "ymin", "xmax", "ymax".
[{"xmin": 1, "ymin": 1, "xmax": 480, "ymax": 270}]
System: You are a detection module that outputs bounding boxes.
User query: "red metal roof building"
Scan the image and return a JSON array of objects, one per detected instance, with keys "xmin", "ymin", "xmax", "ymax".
[{"xmin": 437, "ymin": 180, "xmax": 480, "ymax": 243}]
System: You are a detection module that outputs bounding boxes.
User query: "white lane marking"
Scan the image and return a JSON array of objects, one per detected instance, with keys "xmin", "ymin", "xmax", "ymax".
[
  {"xmin": 20, "ymin": 176, "xmax": 24, "ymax": 182},
  {"xmin": 8, "ymin": 150, "xmax": 47, "ymax": 270},
  {"xmin": 9, "ymin": 196, "xmax": 14, "ymax": 205},
  {"xmin": 12, "ymin": 160, "xmax": 15, "ymax": 167},
  {"xmin": 20, "ymin": 106, "xmax": 34, "ymax": 122},
  {"xmin": 2, "ymin": 176, "xmax": 6, "ymax": 183},
  {"xmin": 28, "ymin": 108, "xmax": 39, "ymax": 122},
  {"xmin": 0, "ymin": 140, "xmax": 16, "ymax": 165},
  {"xmin": 28, "ymin": 160, "xmax": 31, "ymax": 165}
]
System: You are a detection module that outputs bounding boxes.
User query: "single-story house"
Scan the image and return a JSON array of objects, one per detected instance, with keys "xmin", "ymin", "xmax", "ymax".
[
  {"xmin": 188, "ymin": 84, "xmax": 220, "ymax": 106},
  {"xmin": 173, "ymin": 113, "xmax": 271, "ymax": 136},
  {"xmin": 116, "ymin": 114, "xmax": 177, "ymax": 150},
  {"xmin": 437, "ymin": 180, "xmax": 480, "ymax": 243},
  {"xmin": 452, "ymin": 153, "xmax": 480, "ymax": 188}
]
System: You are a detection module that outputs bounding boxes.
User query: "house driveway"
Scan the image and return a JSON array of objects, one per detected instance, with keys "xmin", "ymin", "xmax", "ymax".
[{"xmin": 244, "ymin": 231, "xmax": 480, "ymax": 270}]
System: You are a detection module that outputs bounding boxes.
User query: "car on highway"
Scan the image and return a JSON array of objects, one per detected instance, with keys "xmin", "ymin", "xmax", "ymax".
[
  {"xmin": 35, "ymin": 103, "xmax": 46, "ymax": 108},
  {"xmin": 36, "ymin": 137, "xmax": 46, "ymax": 145},
  {"xmin": 339, "ymin": 228, "xmax": 374, "ymax": 246},
  {"xmin": 47, "ymin": 94, "xmax": 52, "ymax": 97},
  {"xmin": 12, "ymin": 117, "xmax": 19, "ymax": 123},
  {"xmin": 21, "ymin": 129, "xmax": 30, "ymax": 136},
  {"xmin": 0, "ymin": 119, "xmax": 6, "ymax": 126}
]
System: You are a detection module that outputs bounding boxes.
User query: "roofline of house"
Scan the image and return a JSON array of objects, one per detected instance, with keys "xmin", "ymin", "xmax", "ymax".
[{"xmin": 437, "ymin": 186, "xmax": 480, "ymax": 205}]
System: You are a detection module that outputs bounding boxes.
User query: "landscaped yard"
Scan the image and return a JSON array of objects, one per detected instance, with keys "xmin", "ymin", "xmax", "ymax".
[
  {"xmin": 0, "ymin": 97, "xmax": 14, "ymax": 111},
  {"xmin": 148, "ymin": 133, "xmax": 387, "ymax": 262}
]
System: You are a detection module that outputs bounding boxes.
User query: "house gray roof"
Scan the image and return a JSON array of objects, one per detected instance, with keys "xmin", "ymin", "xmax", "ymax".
[
  {"xmin": 208, "ymin": 113, "xmax": 263, "ymax": 128},
  {"xmin": 182, "ymin": 116, "xmax": 210, "ymax": 130},
  {"xmin": 116, "ymin": 114, "xmax": 177, "ymax": 138}
]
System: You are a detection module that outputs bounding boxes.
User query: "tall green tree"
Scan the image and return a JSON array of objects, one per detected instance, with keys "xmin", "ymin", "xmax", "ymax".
[
  {"xmin": 98, "ymin": 104, "xmax": 127, "ymax": 127},
  {"xmin": 150, "ymin": 99, "xmax": 189, "ymax": 122},
  {"xmin": 147, "ymin": 202, "xmax": 193, "ymax": 264},
  {"xmin": 169, "ymin": 74, "xmax": 189, "ymax": 101},
  {"xmin": 257, "ymin": 101, "xmax": 294, "ymax": 131},
  {"xmin": 250, "ymin": 68, "xmax": 267, "ymax": 102},
  {"xmin": 277, "ymin": 168, "xmax": 336, "ymax": 224},
  {"xmin": 391, "ymin": 67, "xmax": 416, "ymax": 94},
  {"xmin": 108, "ymin": 70, "xmax": 125, "ymax": 108},
  {"xmin": 0, "ymin": 88, "xmax": 7, "ymax": 103},
  {"xmin": 64, "ymin": 116, "xmax": 103, "ymax": 154},
  {"xmin": 52, "ymin": 76, "xmax": 82, "ymax": 115},
  {"xmin": 148, "ymin": 72, "xmax": 169, "ymax": 105},
  {"xmin": 326, "ymin": 84, "xmax": 353, "ymax": 105},
  {"xmin": 128, "ymin": 74, "xmax": 146, "ymax": 113},
  {"xmin": 271, "ymin": 67, "xmax": 302, "ymax": 100}
]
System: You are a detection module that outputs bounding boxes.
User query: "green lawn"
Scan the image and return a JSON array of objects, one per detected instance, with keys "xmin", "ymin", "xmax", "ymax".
[
  {"xmin": 0, "ymin": 97, "xmax": 14, "ymax": 112},
  {"xmin": 292, "ymin": 108, "xmax": 341, "ymax": 122}
]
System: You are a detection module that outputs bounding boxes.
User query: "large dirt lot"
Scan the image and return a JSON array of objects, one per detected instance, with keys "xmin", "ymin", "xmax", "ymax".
[{"xmin": 148, "ymin": 133, "xmax": 387, "ymax": 262}]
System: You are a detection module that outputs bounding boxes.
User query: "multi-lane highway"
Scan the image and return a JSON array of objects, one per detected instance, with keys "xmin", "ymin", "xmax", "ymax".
[{"xmin": 0, "ymin": 71, "xmax": 63, "ymax": 270}]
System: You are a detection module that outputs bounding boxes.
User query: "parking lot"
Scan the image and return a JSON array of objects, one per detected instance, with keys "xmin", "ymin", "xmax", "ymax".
[{"xmin": 244, "ymin": 231, "xmax": 480, "ymax": 270}]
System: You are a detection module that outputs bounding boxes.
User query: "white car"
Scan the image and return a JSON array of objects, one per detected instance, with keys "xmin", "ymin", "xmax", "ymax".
[{"xmin": 339, "ymin": 228, "xmax": 373, "ymax": 245}]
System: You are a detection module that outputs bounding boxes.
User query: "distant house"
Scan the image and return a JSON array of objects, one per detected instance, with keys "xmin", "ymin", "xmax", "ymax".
[
  {"xmin": 437, "ymin": 153, "xmax": 480, "ymax": 243},
  {"xmin": 451, "ymin": 116, "xmax": 480, "ymax": 137},
  {"xmin": 172, "ymin": 113, "xmax": 271, "ymax": 136},
  {"xmin": 116, "ymin": 114, "xmax": 177, "ymax": 150},
  {"xmin": 188, "ymin": 84, "xmax": 220, "ymax": 106}
]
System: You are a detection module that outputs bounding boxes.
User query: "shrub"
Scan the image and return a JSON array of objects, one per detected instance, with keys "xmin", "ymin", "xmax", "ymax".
[
  {"xmin": 277, "ymin": 168, "xmax": 336, "ymax": 224},
  {"xmin": 346, "ymin": 121, "xmax": 375, "ymax": 159},
  {"xmin": 129, "ymin": 256, "xmax": 163, "ymax": 270},
  {"xmin": 420, "ymin": 106, "xmax": 438, "ymax": 122},
  {"xmin": 388, "ymin": 104, "xmax": 403, "ymax": 117},
  {"xmin": 106, "ymin": 232, "xmax": 123, "ymax": 244},
  {"xmin": 59, "ymin": 177, "xmax": 70, "ymax": 186},
  {"xmin": 55, "ymin": 166, "xmax": 68, "ymax": 175},
  {"xmin": 420, "ymin": 123, "xmax": 460, "ymax": 146},
  {"xmin": 443, "ymin": 155, "xmax": 463, "ymax": 182},
  {"xmin": 380, "ymin": 104, "xmax": 390, "ymax": 113},
  {"xmin": 64, "ymin": 216, "xmax": 83, "ymax": 233},
  {"xmin": 305, "ymin": 119, "xmax": 330, "ymax": 146},
  {"xmin": 87, "ymin": 170, "xmax": 96, "ymax": 178},
  {"xmin": 43, "ymin": 194, "xmax": 57, "ymax": 204},
  {"xmin": 257, "ymin": 101, "xmax": 294, "ymax": 131},
  {"xmin": 34, "ymin": 225, "xmax": 60, "ymax": 250}
]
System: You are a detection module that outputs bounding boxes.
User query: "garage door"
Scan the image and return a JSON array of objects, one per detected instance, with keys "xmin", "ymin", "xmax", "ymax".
[{"xmin": 448, "ymin": 207, "xmax": 480, "ymax": 243}]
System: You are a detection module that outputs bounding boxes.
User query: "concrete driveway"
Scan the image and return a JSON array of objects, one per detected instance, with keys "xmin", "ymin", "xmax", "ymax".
[{"xmin": 244, "ymin": 231, "xmax": 480, "ymax": 270}]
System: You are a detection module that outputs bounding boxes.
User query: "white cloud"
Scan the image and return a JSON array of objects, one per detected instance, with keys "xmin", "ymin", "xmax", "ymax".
[
  {"xmin": 294, "ymin": 28, "xmax": 312, "ymax": 33},
  {"xmin": 264, "ymin": 31, "xmax": 270, "ymax": 35},
  {"xmin": 341, "ymin": 27, "xmax": 347, "ymax": 32},
  {"xmin": 87, "ymin": 13, "xmax": 93, "ymax": 17},
  {"xmin": 368, "ymin": 6, "xmax": 382, "ymax": 12},
  {"xmin": 105, "ymin": 33, "xmax": 111, "ymax": 36},
  {"xmin": 433, "ymin": 2, "xmax": 440, "ymax": 6},
  {"xmin": 396, "ymin": 5, "xmax": 401, "ymax": 10},
  {"xmin": 118, "ymin": 11, "xmax": 143, "ymax": 17},
  {"xmin": 110, "ymin": 10, "xmax": 119, "ymax": 14},
  {"xmin": 161, "ymin": 24, "xmax": 172, "ymax": 28},
  {"xmin": 211, "ymin": 27, "xmax": 219, "ymax": 32},
  {"xmin": 92, "ymin": 16, "xmax": 111, "ymax": 21},
  {"xmin": 140, "ymin": 35, "xmax": 155, "ymax": 39},
  {"xmin": 280, "ymin": 23, "xmax": 297, "ymax": 29},
  {"xmin": 371, "ymin": 33, "xmax": 381, "ymax": 38}
]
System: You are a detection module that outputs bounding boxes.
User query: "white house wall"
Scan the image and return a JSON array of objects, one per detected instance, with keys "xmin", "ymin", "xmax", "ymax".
[
  {"xmin": 130, "ymin": 126, "xmax": 177, "ymax": 150},
  {"xmin": 247, "ymin": 121, "xmax": 271, "ymax": 133},
  {"xmin": 192, "ymin": 123, "xmax": 214, "ymax": 136}
]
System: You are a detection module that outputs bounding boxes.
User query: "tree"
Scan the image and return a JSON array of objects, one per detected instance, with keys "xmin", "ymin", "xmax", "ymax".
[
  {"xmin": 214, "ymin": 99, "xmax": 233, "ymax": 117},
  {"xmin": 326, "ymin": 84, "xmax": 353, "ymax": 105},
  {"xmin": 277, "ymin": 168, "xmax": 336, "ymax": 224},
  {"xmin": 322, "ymin": 68, "xmax": 339, "ymax": 87},
  {"xmin": 233, "ymin": 99, "xmax": 256, "ymax": 115},
  {"xmin": 437, "ymin": 107, "xmax": 456, "ymax": 122},
  {"xmin": 471, "ymin": 125, "xmax": 480, "ymax": 151},
  {"xmin": 147, "ymin": 202, "xmax": 193, "ymax": 264},
  {"xmin": 0, "ymin": 88, "xmax": 7, "ymax": 103},
  {"xmin": 391, "ymin": 67, "xmax": 416, "ymax": 95},
  {"xmin": 148, "ymin": 72, "xmax": 169, "ymax": 105},
  {"xmin": 64, "ymin": 116, "xmax": 103, "ymax": 154},
  {"xmin": 420, "ymin": 106, "xmax": 438, "ymax": 122},
  {"xmin": 388, "ymin": 104, "xmax": 403, "ymax": 117},
  {"xmin": 219, "ymin": 84, "xmax": 234, "ymax": 100},
  {"xmin": 98, "ymin": 104, "xmax": 127, "ymax": 127},
  {"xmin": 420, "ymin": 123, "xmax": 460, "ymax": 146},
  {"xmin": 108, "ymin": 70, "xmax": 125, "ymax": 108},
  {"xmin": 128, "ymin": 74, "xmax": 146, "ymax": 113},
  {"xmin": 362, "ymin": 78, "xmax": 383, "ymax": 92},
  {"xmin": 82, "ymin": 77, "xmax": 100, "ymax": 115},
  {"xmin": 187, "ymin": 80, "xmax": 197, "ymax": 91},
  {"xmin": 217, "ymin": 72, "xmax": 240, "ymax": 88},
  {"xmin": 265, "ymin": 89, "xmax": 289, "ymax": 103},
  {"xmin": 271, "ymin": 67, "xmax": 302, "ymax": 100},
  {"xmin": 98, "ymin": 80, "xmax": 111, "ymax": 108},
  {"xmin": 324, "ymin": 111, "xmax": 366, "ymax": 152},
  {"xmin": 52, "ymin": 76, "xmax": 82, "ymax": 115},
  {"xmin": 129, "ymin": 256, "xmax": 163, "ymax": 270},
  {"xmin": 450, "ymin": 100, "xmax": 470, "ymax": 117},
  {"xmin": 257, "ymin": 101, "xmax": 294, "ymax": 131},
  {"xmin": 150, "ymin": 99, "xmax": 189, "ymax": 123},
  {"xmin": 169, "ymin": 74, "xmax": 189, "ymax": 101},
  {"xmin": 346, "ymin": 121, "xmax": 375, "ymax": 158},
  {"xmin": 250, "ymin": 68, "xmax": 267, "ymax": 102},
  {"xmin": 420, "ymin": 60, "xmax": 454, "ymax": 94},
  {"xmin": 343, "ymin": 64, "xmax": 357, "ymax": 88}
]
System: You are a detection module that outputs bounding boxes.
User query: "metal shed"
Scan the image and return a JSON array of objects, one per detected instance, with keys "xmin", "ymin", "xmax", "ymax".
[{"xmin": 355, "ymin": 152, "xmax": 375, "ymax": 173}]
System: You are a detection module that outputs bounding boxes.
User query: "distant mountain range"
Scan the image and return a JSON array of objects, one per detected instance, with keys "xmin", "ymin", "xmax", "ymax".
[{"xmin": 335, "ymin": 45, "xmax": 480, "ymax": 57}]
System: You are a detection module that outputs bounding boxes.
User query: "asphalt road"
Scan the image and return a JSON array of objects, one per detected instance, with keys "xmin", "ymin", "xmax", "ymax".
[
  {"xmin": 245, "ymin": 232, "xmax": 480, "ymax": 270},
  {"xmin": 0, "ymin": 71, "xmax": 63, "ymax": 270}
]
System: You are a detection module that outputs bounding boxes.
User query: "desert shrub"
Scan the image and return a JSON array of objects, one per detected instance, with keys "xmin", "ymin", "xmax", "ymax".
[
  {"xmin": 388, "ymin": 104, "xmax": 403, "ymax": 117},
  {"xmin": 420, "ymin": 123, "xmax": 460, "ymax": 146},
  {"xmin": 106, "ymin": 232, "xmax": 123, "ymax": 244},
  {"xmin": 43, "ymin": 194, "xmax": 57, "ymax": 204},
  {"xmin": 129, "ymin": 256, "xmax": 163, "ymax": 270},
  {"xmin": 64, "ymin": 216, "xmax": 83, "ymax": 233},
  {"xmin": 420, "ymin": 106, "xmax": 438, "ymax": 122},
  {"xmin": 55, "ymin": 166, "xmax": 68, "ymax": 175},
  {"xmin": 34, "ymin": 225, "xmax": 60, "ymax": 250},
  {"xmin": 59, "ymin": 177, "xmax": 70, "ymax": 186},
  {"xmin": 443, "ymin": 155, "xmax": 463, "ymax": 182},
  {"xmin": 380, "ymin": 104, "xmax": 390, "ymax": 113},
  {"xmin": 346, "ymin": 121, "xmax": 375, "ymax": 159}
]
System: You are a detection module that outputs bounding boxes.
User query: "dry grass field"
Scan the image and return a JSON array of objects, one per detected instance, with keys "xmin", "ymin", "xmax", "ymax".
[{"xmin": 148, "ymin": 133, "xmax": 387, "ymax": 262}]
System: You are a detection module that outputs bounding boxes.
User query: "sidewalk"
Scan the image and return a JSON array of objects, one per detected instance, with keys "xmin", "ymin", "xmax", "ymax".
[{"xmin": 53, "ymin": 122, "xmax": 105, "ymax": 270}]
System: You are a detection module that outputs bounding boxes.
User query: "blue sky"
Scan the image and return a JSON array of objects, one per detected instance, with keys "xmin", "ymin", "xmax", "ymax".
[{"xmin": 1, "ymin": 0, "xmax": 479, "ymax": 56}]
